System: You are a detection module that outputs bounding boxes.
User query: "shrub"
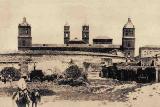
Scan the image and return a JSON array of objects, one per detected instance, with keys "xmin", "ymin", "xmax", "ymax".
[
  {"xmin": 30, "ymin": 70, "xmax": 44, "ymax": 82},
  {"xmin": 1, "ymin": 67, "xmax": 21, "ymax": 81},
  {"xmin": 58, "ymin": 64, "xmax": 88, "ymax": 86},
  {"xmin": 64, "ymin": 64, "xmax": 82, "ymax": 79},
  {"xmin": 43, "ymin": 74, "xmax": 58, "ymax": 82}
]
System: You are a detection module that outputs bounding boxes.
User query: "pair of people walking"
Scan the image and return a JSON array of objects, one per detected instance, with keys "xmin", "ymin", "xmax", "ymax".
[{"xmin": 12, "ymin": 77, "xmax": 41, "ymax": 107}]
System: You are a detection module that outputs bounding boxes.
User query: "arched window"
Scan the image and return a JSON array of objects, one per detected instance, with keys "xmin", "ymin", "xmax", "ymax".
[
  {"xmin": 128, "ymin": 42, "xmax": 131, "ymax": 47},
  {"xmin": 25, "ymin": 28, "xmax": 29, "ymax": 34},
  {"xmin": 65, "ymin": 33, "xmax": 68, "ymax": 37},
  {"xmin": 23, "ymin": 28, "xmax": 26, "ymax": 35},
  {"xmin": 22, "ymin": 40, "xmax": 26, "ymax": 46},
  {"xmin": 25, "ymin": 30, "xmax": 28, "ymax": 34}
]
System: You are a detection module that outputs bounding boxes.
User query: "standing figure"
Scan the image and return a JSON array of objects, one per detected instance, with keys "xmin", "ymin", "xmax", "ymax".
[
  {"xmin": 30, "ymin": 89, "xmax": 41, "ymax": 107},
  {"xmin": 12, "ymin": 77, "xmax": 30, "ymax": 107}
]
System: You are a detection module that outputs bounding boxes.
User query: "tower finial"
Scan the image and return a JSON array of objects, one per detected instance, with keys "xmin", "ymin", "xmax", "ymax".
[
  {"xmin": 65, "ymin": 21, "xmax": 69, "ymax": 26},
  {"xmin": 23, "ymin": 17, "xmax": 26, "ymax": 23},
  {"xmin": 124, "ymin": 17, "xmax": 134, "ymax": 28},
  {"xmin": 128, "ymin": 17, "xmax": 131, "ymax": 23}
]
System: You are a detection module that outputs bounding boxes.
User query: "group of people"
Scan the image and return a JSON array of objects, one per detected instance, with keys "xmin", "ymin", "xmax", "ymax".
[{"xmin": 12, "ymin": 76, "xmax": 41, "ymax": 107}]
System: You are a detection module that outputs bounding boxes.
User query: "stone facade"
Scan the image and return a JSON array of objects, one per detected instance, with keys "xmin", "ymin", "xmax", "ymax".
[{"xmin": 139, "ymin": 46, "xmax": 160, "ymax": 58}]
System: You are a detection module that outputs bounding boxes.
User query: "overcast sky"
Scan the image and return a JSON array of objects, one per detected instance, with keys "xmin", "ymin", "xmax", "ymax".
[{"xmin": 0, "ymin": 0, "xmax": 160, "ymax": 55}]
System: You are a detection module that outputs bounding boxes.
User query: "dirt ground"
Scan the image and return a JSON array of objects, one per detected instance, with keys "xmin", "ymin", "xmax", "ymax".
[
  {"xmin": 0, "ymin": 78, "xmax": 143, "ymax": 107},
  {"xmin": 2, "ymin": 78, "xmax": 160, "ymax": 107},
  {"xmin": 0, "ymin": 97, "xmax": 129, "ymax": 107}
]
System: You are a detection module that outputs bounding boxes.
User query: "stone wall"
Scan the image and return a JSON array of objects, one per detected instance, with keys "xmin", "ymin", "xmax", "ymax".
[{"xmin": 0, "ymin": 53, "xmax": 125, "ymax": 74}]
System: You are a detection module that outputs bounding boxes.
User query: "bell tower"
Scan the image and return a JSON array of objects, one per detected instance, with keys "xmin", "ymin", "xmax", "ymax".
[
  {"xmin": 122, "ymin": 18, "xmax": 135, "ymax": 57},
  {"xmin": 82, "ymin": 25, "xmax": 89, "ymax": 44},
  {"xmin": 18, "ymin": 17, "xmax": 32, "ymax": 51},
  {"xmin": 64, "ymin": 23, "xmax": 70, "ymax": 44}
]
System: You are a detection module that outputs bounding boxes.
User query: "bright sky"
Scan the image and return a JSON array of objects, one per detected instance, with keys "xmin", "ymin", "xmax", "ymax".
[{"xmin": 0, "ymin": 0, "xmax": 160, "ymax": 55}]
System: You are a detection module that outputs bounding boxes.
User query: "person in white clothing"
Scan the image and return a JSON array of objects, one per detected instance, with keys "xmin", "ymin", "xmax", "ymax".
[
  {"xmin": 17, "ymin": 77, "xmax": 27, "ymax": 90},
  {"xmin": 12, "ymin": 76, "xmax": 30, "ymax": 107}
]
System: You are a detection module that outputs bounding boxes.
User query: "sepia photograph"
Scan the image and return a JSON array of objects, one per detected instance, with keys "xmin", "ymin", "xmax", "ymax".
[{"xmin": 0, "ymin": 0, "xmax": 160, "ymax": 107}]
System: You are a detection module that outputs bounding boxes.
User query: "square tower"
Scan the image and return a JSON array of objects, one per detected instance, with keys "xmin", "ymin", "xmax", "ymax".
[
  {"xmin": 122, "ymin": 18, "xmax": 135, "ymax": 57},
  {"xmin": 64, "ymin": 23, "xmax": 70, "ymax": 44},
  {"xmin": 82, "ymin": 25, "xmax": 89, "ymax": 44},
  {"xmin": 18, "ymin": 17, "xmax": 32, "ymax": 51}
]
